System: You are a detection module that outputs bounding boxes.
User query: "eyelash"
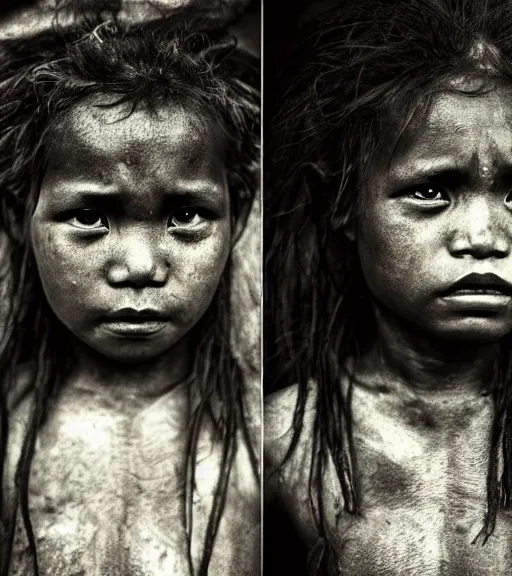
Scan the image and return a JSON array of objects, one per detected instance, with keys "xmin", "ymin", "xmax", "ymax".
[
  {"xmin": 168, "ymin": 207, "xmax": 210, "ymax": 229},
  {"xmin": 401, "ymin": 185, "xmax": 512, "ymax": 207},
  {"xmin": 68, "ymin": 209, "xmax": 109, "ymax": 230},
  {"xmin": 66, "ymin": 207, "xmax": 213, "ymax": 231},
  {"xmin": 404, "ymin": 184, "xmax": 449, "ymax": 203}
]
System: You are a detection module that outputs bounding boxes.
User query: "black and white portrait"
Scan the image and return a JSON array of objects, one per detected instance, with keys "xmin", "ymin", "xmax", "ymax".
[
  {"xmin": 264, "ymin": 1, "xmax": 512, "ymax": 575},
  {"xmin": 0, "ymin": 1, "xmax": 260, "ymax": 575}
]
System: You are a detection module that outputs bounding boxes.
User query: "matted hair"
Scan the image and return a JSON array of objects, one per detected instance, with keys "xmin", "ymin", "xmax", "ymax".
[
  {"xmin": 265, "ymin": 0, "xmax": 512, "ymax": 572},
  {"xmin": 0, "ymin": 10, "xmax": 260, "ymax": 576}
]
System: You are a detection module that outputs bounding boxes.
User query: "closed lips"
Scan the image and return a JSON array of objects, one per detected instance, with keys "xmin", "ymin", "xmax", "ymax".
[
  {"xmin": 104, "ymin": 309, "xmax": 171, "ymax": 321},
  {"xmin": 444, "ymin": 273, "xmax": 512, "ymax": 296},
  {"xmin": 108, "ymin": 316, "xmax": 168, "ymax": 323}
]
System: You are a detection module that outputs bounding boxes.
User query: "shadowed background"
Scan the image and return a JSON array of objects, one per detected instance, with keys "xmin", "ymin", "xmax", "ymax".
[{"xmin": 263, "ymin": 1, "xmax": 334, "ymax": 574}]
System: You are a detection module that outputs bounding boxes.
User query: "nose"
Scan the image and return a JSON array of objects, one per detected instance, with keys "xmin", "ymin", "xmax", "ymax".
[
  {"xmin": 107, "ymin": 229, "xmax": 169, "ymax": 287},
  {"xmin": 449, "ymin": 195, "xmax": 510, "ymax": 260}
]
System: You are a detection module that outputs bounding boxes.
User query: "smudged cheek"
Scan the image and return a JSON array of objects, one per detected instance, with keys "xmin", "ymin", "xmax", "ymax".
[
  {"xmin": 357, "ymin": 211, "xmax": 445, "ymax": 306},
  {"xmin": 170, "ymin": 233, "xmax": 230, "ymax": 322},
  {"xmin": 31, "ymin": 225, "xmax": 101, "ymax": 315}
]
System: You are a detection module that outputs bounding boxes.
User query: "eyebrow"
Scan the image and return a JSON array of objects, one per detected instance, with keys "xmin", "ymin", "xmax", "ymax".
[
  {"xmin": 49, "ymin": 183, "xmax": 226, "ymax": 209},
  {"xmin": 388, "ymin": 164, "xmax": 471, "ymax": 188},
  {"xmin": 387, "ymin": 158, "xmax": 512, "ymax": 189}
]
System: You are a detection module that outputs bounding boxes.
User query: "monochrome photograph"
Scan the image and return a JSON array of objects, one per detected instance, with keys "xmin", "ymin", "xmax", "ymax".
[
  {"xmin": 264, "ymin": 1, "xmax": 512, "ymax": 575},
  {"xmin": 0, "ymin": 1, "xmax": 260, "ymax": 574}
]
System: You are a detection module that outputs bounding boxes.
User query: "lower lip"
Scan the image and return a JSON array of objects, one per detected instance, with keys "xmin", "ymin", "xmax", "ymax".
[
  {"xmin": 101, "ymin": 320, "xmax": 168, "ymax": 336},
  {"xmin": 441, "ymin": 290, "xmax": 512, "ymax": 309}
]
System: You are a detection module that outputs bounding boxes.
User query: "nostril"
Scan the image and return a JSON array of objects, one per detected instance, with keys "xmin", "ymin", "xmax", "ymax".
[
  {"xmin": 151, "ymin": 262, "xmax": 170, "ymax": 285},
  {"xmin": 106, "ymin": 236, "xmax": 169, "ymax": 286},
  {"xmin": 450, "ymin": 231, "xmax": 510, "ymax": 259},
  {"xmin": 107, "ymin": 264, "xmax": 130, "ymax": 284},
  {"xmin": 451, "ymin": 244, "xmax": 509, "ymax": 260},
  {"xmin": 107, "ymin": 260, "xmax": 168, "ymax": 286}
]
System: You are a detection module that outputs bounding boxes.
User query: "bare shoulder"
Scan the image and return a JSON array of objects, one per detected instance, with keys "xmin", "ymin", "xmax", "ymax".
[
  {"xmin": 264, "ymin": 383, "xmax": 301, "ymax": 434},
  {"xmin": 263, "ymin": 382, "xmax": 321, "ymax": 543},
  {"xmin": 264, "ymin": 382, "xmax": 318, "ymax": 514},
  {"xmin": 264, "ymin": 382, "xmax": 317, "ymax": 467}
]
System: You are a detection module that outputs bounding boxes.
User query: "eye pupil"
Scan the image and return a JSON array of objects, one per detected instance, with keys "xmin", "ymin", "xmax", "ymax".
[
  {"xmin": 168, "ymin": 208, "xmax": 206, "ymax": 229},
  {"xmin": 175, "ymin": 209, "xmax": 195, "ymax": 223},
  {"xmin": 417, "ymin": 187, "xmax": 437, "ymax": 199},
  {"xmin": 170, "ymin": 208, "xmax": 201, "ymax": 227},
  {"xmin": 77, "ymin": 210, "xmax": 101, "ymax": 225},
  {"xmin": 412, "ymin": 185, "xmax": 445, "ymax": 201}
]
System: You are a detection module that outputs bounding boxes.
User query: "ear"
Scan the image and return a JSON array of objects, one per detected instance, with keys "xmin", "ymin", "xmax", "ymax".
[{"xmin": 231, "ymin": 192, "xmax": 254, "ymax": 246}]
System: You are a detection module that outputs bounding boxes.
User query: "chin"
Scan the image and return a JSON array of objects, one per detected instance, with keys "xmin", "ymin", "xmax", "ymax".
[
  {"xmin": 92, "ymin": 339, "xmax": 181, "ymax": 364},
  {"xmin": 434, "ymin": 317, "xmax": 512, "ymax": 344},
  {"xmin": 103, "ymin": 350, "xmax": 169, "ymax": 364}
]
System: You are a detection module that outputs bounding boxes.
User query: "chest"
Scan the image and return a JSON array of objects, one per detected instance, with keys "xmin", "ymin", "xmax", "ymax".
[
  {"xmin": 8, "ymin": 394, "xmax": 258, "ymax": 576},
  {"xmin": 277, "ymin": 393, "xmax": 512, "ymax": 576}
]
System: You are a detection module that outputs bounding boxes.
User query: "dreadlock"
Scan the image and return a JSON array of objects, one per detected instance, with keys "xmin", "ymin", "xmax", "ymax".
[
  {"xmin": 0, "ymin": 12, "xmax": 260, "ymax": 576},
  {"xmin": 265, "ymin": 0, "xmax": 512, "ymax": 572}
]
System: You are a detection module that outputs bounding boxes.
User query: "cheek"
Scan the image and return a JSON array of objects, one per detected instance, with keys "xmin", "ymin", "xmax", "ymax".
[
  {"xmin": 31, "ymin": 222, "xmax": 89, "ymax": 311},
  {"xmin": 172, "ymin": 226, "xmax": 231, "ymax": 307},
  {"xmin": 356, "ymin": 205, "xmax": 441, "ymax": 301}
]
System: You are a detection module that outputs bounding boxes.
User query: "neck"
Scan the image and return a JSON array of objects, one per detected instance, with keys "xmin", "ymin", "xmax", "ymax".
[
  {"xmin": 359, "ymin": 303, "xmax": 501, "ymax": 397},
  {"xmin": 66, "ymin": 335, "xmax": 193, "ymax": 399}
]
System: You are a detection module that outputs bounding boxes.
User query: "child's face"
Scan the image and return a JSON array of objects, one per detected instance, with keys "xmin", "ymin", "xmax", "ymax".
[
  {"xmin": 31, "ymin": 99, "xmax": 232, "ymax": 363},
  {"xmin": 357, "ymin": 83, "xmax": 512, "ymax": 343}
]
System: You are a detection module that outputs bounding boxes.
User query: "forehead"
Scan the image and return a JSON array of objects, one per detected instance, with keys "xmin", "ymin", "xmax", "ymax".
[
  {"xmin": 45, "ymin": 97, "xmax": 225, "ymax": 183},
  {"xmin": 389, "ymin": 84, "xmax": 512, "ymax": 170}
]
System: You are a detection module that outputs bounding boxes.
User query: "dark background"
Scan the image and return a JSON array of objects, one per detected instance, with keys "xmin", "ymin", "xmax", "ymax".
[{"xmin": 263, "ymin": 2, "xmax": 321, "ymax": 574}]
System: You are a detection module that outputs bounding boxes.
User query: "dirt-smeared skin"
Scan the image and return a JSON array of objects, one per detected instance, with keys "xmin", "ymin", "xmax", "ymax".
[
  {"xmin": 265, "ymin": 381, "xmax": 512, "ymax": 576},
  {"xmin": 9, "ymin": 380, "xmax": 259, "ymax": 576},
  {"xmin": 6, "ymin": 97, "xmax": 260, "ymax": 576}
]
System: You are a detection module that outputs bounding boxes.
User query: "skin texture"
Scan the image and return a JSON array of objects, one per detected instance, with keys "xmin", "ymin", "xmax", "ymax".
[
  {"xmin": 9, "ymin": 380, "xmax": 260, "ymax": 576},
  {"xmin": 265, "ymin": 85, "xmax": 512, "ymax": 575},
  {"xmin": 7, "ymin": 99, "xmax": 260, "ymax": 575},
  {"xmin": 359, "ymin": 84, "xmax": 512, "ymax": 344},
  {"xmin": 266, "ymin": 380, "xmax": 512, "ymax": 576},
  {"xmin": 32, "ymin": 98, "xmax": 232, "ymax": 364}
]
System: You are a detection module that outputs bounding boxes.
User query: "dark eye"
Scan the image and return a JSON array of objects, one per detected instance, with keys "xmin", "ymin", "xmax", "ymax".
[
  {"xmin": 410, "ymin": 185, "xmax": 448, "ymax": 201},
  {"xmin": 69, "ymin": 209, "xmax": 108, "ymax": 230},
  {"xmin": 168, "ymin": 208, "xmax": 206, "ymax": 229},
  {"xmin": 505, "ymin": 190, "xmax": 512, "ymax": 207}
]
